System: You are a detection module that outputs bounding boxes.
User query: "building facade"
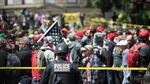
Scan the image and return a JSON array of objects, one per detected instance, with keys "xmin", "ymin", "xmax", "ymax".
[
  {"xmin": 0, "ymin": 0, "xmax": 100, "ymax": 15},
  {"xmin": 0, "ymin": 0, "xmax": 86, "ymax": 9}
]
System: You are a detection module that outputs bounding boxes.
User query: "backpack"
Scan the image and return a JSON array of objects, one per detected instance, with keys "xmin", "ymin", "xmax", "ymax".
[
  {"xmin": 37, "ymin": 49, "xmax": 46, "ymax": 71},
  {"xmin": 113, "ymin": 47, "xmax": 122, "ymax": 67},
  {"xmin": 44, "ymin": 48, "xmax": 55, "ymax": 65},
  {"xmin": 127, "ymin": 43, "xmax": 147, "ymax": 67},
  {"xmin": 69, "ymin": 42, "xmax": 82, "ymax": 65}
]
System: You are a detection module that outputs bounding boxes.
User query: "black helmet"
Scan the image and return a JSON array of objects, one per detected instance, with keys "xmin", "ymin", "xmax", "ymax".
[{"xmin": 55, "ymin": 43, "xmax": 68, "ymax": 54}]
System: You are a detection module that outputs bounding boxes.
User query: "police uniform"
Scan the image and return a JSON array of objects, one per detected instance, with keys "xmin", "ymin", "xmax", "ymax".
[{"xmin": 40, "ymin": 43, "xmax": 83, "ymax": 84}]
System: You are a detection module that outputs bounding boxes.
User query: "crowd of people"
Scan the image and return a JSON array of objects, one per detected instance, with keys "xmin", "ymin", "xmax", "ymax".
[{"xmin": 0, "ymin": 10, "xmax": 150, "ymax": 84}]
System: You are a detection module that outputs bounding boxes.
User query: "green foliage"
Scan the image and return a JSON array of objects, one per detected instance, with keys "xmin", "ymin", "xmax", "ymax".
[
  {"xmin": 86, "ymin": 0, "xmax": 101, "ymax": 8},
  {"xmin": 88, "ymin": 0, "xmax": 150, "ymax": 25},
  {"xmin": 130, "ymin": 10, "xmax": 150, "ymax": 25},
  {"xmin": 86, "ymin": 0, "xmax": 92, "ymax": 7},
  {"xmin": 117, "ymin": 11, "xmax": 129, "ymax": 23},
  {"xmin": 92, "ymin": 0, "xmax": 100, "ymax": 7},
  {"xmin": 101, "ymin": 0, "xmax": 112, "ymax": 12},
  {"xmin": 112, "ymin": 0, "xmax": 123, "ymax": 10}
]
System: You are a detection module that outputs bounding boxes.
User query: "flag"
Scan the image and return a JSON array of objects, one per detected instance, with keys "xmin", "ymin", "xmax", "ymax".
[{"xmin": 45, "ymin": 22, "xmax": 63, "ymax": 46}]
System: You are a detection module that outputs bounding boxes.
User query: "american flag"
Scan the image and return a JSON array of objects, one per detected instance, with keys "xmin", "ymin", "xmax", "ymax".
[{"xmin": 45, "ymin": 22, "xmax": 63, "ymax": 46}]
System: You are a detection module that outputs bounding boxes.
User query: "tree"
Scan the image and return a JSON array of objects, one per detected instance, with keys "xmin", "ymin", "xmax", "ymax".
[
  {"xmin": 90, "ymin": 0, "xmax": 113, "ymax": 17},
  {"xmin": 88, "ymin": 0, "xmax": 150, "ymax": 25}
]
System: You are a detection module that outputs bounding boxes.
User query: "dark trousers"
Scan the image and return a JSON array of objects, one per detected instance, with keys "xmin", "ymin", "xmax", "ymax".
[{"xmin": 112, "ymin": 71, "xmax": 123, "ymax": 84}]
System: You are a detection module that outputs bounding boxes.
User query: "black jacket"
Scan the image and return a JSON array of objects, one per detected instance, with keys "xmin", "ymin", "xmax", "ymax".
[
  {"xmin": 40, "ymin": 60, "xmax": 83, "ymax": 84},
  {"xmin": 0, "ymin": 49, "xmax": 8, "ymax": 83},
  {"xmin": 17, "ymin": 48, "xmax": 32, "ymax": 76}
]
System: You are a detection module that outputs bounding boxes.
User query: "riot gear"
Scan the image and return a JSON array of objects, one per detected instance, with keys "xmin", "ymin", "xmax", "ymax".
[{"xmin": 55, "ymin": 43, "xmax": 68, "ymax": 54}]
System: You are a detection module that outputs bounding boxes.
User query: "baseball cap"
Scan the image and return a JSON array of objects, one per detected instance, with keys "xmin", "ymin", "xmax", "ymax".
[
  {"xmin": 81, "ymin": 45, "xmax": 93, "ymax": 51},
  {"xmin": 107, "ymin": 33, "xmax": 115, "ymax": 40},
  {"xmin": 117, "ymin": 40, "xmax": 128, "ymax": 46},
  {"xmin": 61, "ymin": 28, "xmax": 68, "ymax": 33},
  {"xmin": 139, "ymin": 29, "xmax": 149, "ymax": 37},
  {"xmin": 96, "ymin": 26, "xmax": 105, "ymax": 32}
]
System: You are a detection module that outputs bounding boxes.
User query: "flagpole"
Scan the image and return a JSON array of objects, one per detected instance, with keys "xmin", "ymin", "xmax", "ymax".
[{"xmin": 37, "ymin": 21, "xmax": 58, "ymax": 42}]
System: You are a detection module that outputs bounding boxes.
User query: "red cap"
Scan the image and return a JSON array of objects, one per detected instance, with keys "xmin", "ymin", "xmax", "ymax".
[
  {"xmin": 139, "ymin": 30, "xmax": 149, "ymax": 37},
  {"xmin": 33, "ymin": 34, "xmax": 42, "ymax": 42},
  {"xmin": 107, "ymin": 33, "xmax": 115, "ymax": 40},
  {"xmin": 61, "ymin": 28, "xmax": 68, "ymax": 33},
  {"xmin": 75, "ymin": 31, "xmax": 84, "ymax": 38},
  {"xmin": 96, "ymin": 26, "xmax": 105, "ymax": 32}
]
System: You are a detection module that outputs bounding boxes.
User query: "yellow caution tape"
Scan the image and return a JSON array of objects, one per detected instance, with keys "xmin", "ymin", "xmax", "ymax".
[
  {"xmin": 78, "ymin": 67, "xmax": 147, "ymax": 70},
  {"xmin": 0, "ymin": 67, "xmax": 45, "ymax": 70},
  {"xmin": 88, "ymin": 17, "xmax": 150, "ymax": 28},
  {"xmin": 0, "ymin": 67, "xmax": 147, "ymax": 70}
]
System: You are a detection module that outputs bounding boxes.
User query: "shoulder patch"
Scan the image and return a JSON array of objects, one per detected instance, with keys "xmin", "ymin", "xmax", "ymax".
[{"xmin": 54, "ymin": 63, "xmax": 71, "ymax": 72}]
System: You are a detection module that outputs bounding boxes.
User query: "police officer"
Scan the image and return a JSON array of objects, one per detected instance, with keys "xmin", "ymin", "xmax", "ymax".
[{"xmin": 40, "ymin": 43, "xmax": 83, "ymax": 84}]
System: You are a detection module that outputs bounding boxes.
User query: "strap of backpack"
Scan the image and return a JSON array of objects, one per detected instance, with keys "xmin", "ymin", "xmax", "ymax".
[
  {"xmin": 135, "ymin": 43, "xmax": 147, "ymax": 66},
  {"xmin": 136, "ymin": 43, "xmax": 147, "ymax": 49},
  {"xmin": 7, "ymin": 54, "xmax": 11, "ymax": 66}
]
